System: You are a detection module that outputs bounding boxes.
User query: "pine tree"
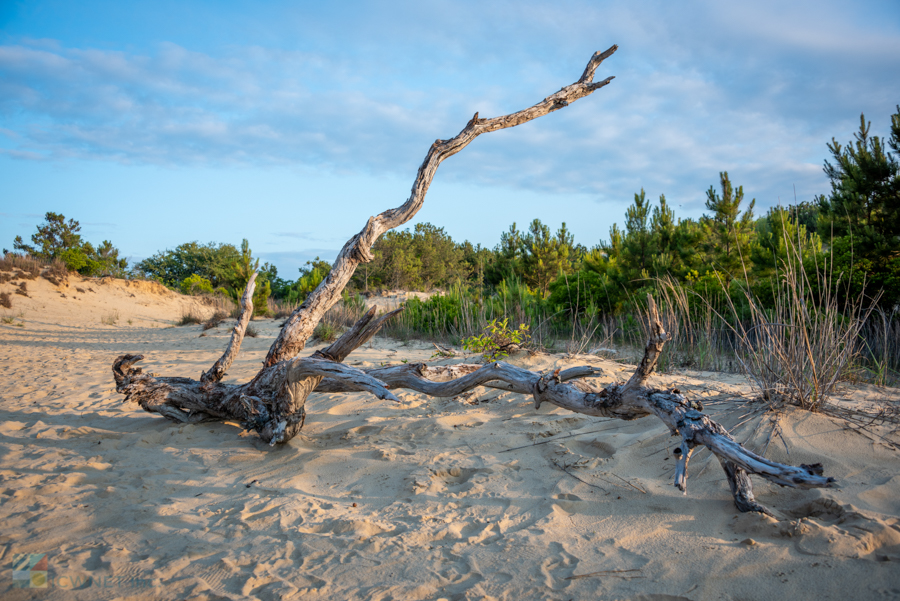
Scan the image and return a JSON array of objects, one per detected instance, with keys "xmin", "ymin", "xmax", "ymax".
[
  {"xmin": 621, "ymin": 189, "xmax": 652, "ymax": 282},
  {"xmin": 816, "ymin": 107, "xmax": 900, "ymax": 307},
  {"xmin": 13, "ymin": 212, "xmax": 83, "ymax": 259},
  {"xmin": 702, "ymin": 172, "xmax": 756, "ymax": 279},
  {"xmin": 522, "ymin": 219, "xmax": 571, "ymax": 296},
  {"xmin": 650, "ymin": 193, "xmax": 676, "ymax": 275},
  {"xmin": 817, "ymin": 110, "xmax": 900, "ymax": 254}
]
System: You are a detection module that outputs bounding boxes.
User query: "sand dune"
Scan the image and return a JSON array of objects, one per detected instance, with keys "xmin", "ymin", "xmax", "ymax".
[{"xmin": 1, "ymin": 273, "xmax": 899, "ymax": 600}]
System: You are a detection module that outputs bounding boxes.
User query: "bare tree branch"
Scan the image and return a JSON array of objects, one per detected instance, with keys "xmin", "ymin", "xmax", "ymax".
[
  {"xmin": 263, "ymin": 45, "xmax": 619, "ymax": 367},
  {"xmin": 110, "ymin": 48, "xmax": 836, "ymax": 515},
  {"xmin": 202, "ymin": 271, "xmax": 257, "ymax": 384}
]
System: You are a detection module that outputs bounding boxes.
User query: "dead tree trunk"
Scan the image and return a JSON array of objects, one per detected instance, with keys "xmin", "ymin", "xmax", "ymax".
[{"xmin": 112, "ymin": 47, "xmax": 835, "ymax": 514}]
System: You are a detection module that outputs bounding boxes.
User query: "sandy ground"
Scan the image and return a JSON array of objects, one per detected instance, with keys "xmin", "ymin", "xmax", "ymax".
[
  {"xmin": 1, "ymin": 274, "xmax": 899, "ymax": 600},
  {"xmin": 363, "ymin": 290, "xmax": 434, "ymax": 312}
]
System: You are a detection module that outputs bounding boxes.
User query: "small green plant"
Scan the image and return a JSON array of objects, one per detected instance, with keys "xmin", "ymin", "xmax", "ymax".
[
  {"xmin": 313, "ymin": 321, "xmax": 340, "ymax": 343},
  {"xmin": 1, "ymin": 315, "xmax": 14, "ymax": 325},
  {"xmin": 127, "ymin": 319, "xmax": 133, "ymax": 325},
  {"xmin": 462, "ymin": 318, "xmax": 531, "ymax": 361},
  {"xmin": 342, "ymin": 290, "xmax": 367, "ymax": 313}
]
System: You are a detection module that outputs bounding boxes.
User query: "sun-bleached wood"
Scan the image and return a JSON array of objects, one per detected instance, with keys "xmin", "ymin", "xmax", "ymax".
[
  {"xmin": 201, "ymin": 271, "xmax": 257, "ymax": 384},
  {"xmin": 262, "ymin": 45, "xmax": 618, "ymax": 368},
  {"xmin": 114, "ymin": 47, "xmax": 621, "ymax": 444},
  {"xmin": 111, "ymin": 47, "xmax": 834, "ymax": 513}
]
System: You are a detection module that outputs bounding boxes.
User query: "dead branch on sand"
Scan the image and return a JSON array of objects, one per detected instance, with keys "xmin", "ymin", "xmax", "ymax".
[{"xmin": 112, "ymin": 47, "xmax": 834, "ymax": 514}]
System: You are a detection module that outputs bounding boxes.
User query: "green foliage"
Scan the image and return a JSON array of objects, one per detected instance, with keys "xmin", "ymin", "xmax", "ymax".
[
  {"xmin": 273, "ymin": 257, "xmax": 332, "ymax": 305},
  {"xmin": 701, "ymin": 172, "xmax": 756, "ymax": 280},
  {"xmin": 226, "ymin": 239, "xmax": 271, "ymax": 317},
  {"xmin": 180, "ymin": 274, "xmax": 215, "ymax": 296},
  {"xmin": 521, "ymin": 219, "xmax": 573, "ymax": 296},
  {"xmin": 11, "ymin": 212, "xmax": 128, "ymax": 276},
  {"xmin": 13, "ymin": 212, "xmax": 82, "ymax": 259},
  {"xmin": 621, "ymin": 189, "xmax": 652, "ymax": 282},
  {"xmin": 361, "ymin": 223, "xmax": 469, "ymax": 290},
  {"xmin": 816, "ymin": 107, "xmax": 900, "ymax": 308},
  {"xmin": 135, "ymin": 241, "xmax": 240, "ymax": 288},
  {"xmin": 462, "ymin": 318, "xmax": 531, "ymax": 361},
  {"xmin": 253, "ymin": 277, "xmax": 272, "ymax": 317},
  {"xmin": 313, "ymin": 321, "xmax": 340, "ymax": 342}
]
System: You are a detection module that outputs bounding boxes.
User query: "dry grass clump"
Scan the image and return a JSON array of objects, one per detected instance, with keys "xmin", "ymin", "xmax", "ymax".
[
  {"xmin": 0, "ymin": 292, "xmax": 11, "ymax": 309},
  {"xmin": 269, "ymin": 298, "xmax": 298, "ymax": 320},
  {"xmin": 101, "ymin": 311, "xmax": 120, "ymax": 326},
  {"xmin": 1, "ymin": 254, "xmax": 70, "ymax": 286},
  {"xmin": 0, "ymin": 254, "xmax": 42, "ymax": 278},
  {"xmin": 686, "ymin": 226, "xmax": 875, "ymax": 412},
  {"xmin": 245, "ymin": 325, "xmax": 259, "ymax": 338},
  {"xmin": 177, "ymin": 308, "xmax": 204, "ymax": 326},
  {"xmin": 202, "ymin": 311, "xmax": 230, "ymax": 331},
  {"xmin": 42, "ymin": 258, "xmax": 69, "ymax": 286},
  {"xmin": 14, "ymin": 282, "xmax": 28, "ymax": 297}
]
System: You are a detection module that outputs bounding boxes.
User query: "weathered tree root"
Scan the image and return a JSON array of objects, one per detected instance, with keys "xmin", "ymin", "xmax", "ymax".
[{"xmin": 111, "ymin": 47, "xmax": 835, "ymax": 514}]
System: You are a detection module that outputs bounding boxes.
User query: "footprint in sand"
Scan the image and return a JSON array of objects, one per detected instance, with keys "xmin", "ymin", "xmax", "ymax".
[{"xmin": 731, "ymin": 497, "xmax": 900, "ymax": 560}]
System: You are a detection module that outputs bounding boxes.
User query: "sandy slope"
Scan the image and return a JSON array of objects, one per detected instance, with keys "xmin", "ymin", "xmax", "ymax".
[{"xmin": 1, "ymin": 274, "xmax": 899, "ymax": 600}]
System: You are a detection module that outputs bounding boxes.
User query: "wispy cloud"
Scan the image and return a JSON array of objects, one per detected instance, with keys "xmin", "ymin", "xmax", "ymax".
[{"xmin": 0, "ymin": 0, "xmax": 897, "ymax": 214}]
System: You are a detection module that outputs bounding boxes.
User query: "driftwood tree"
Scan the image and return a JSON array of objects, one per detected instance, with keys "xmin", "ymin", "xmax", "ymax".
[{"xmin": 113, "ymin": 46, "xmax": 835, "ymax": 515}]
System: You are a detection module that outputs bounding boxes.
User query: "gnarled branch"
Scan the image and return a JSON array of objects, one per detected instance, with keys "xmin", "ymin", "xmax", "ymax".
[
  {"xmin": 263, "ymin": 45, "xmax": 619, "ymax": 367},
  {"xmin": 111, "ymin": 48, "xmax": 836, "ymax": 515},
  {"xmin": 202, "ymin": 271, "xmax": 257, "ymax": 384}
]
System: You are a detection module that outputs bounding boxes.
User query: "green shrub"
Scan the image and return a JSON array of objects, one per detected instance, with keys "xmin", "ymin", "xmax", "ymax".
[
  {"xmin": 313, "ymin": 321, "xmax": 340, "ymax": 343},
  {"xmin": 462, "ymin": 318, "xmax": 531, "ymax": 361},
  {"xmin": 180, "ymin": 274, "xmax": 215, "ymax": 296}
]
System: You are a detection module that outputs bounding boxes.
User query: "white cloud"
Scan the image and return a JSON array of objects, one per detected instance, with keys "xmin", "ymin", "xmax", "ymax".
[{"xmin": 0, "ymin": 0, "xmax": 897, "ymax": 221}]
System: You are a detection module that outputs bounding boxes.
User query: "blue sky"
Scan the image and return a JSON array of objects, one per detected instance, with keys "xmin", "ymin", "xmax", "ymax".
[{"xmin": 1, "ymin": 0, "xmax": 899, "ymax": 277}]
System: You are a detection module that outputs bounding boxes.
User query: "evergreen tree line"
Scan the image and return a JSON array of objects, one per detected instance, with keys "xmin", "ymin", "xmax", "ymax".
[{"xmin": 7, "ymin": 107, "xmax": 898, "ymax": 317}]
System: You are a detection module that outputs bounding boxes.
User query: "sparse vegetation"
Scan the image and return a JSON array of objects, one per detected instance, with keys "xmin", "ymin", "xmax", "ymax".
[
  {"xmin": 312, "ymin": 321, "xmax": 340, "ymax": 343},
  {"xmin": 101, "ymin": 311, "xmax": 120, "ymax": 326},
  {"xmin": 9, "ymin": 212, "xmax": 128, "ymax": 277},
  {"xmin": 177, "ymin": 309, "xmax": 204, "ymax": 326},
  {"xmin": 0, "ymin": 253, "xmax": 42, "ymax": 278},
  {"xmin": 203, "ymin": 311, "xmax": 229, "ymax": 331},
  {"xmin": 462, "ymin": 318, "xmax": 531, "ymax": 361},
  {"xmin": 0, "ymin": 292, "xmax": 11, "ymax": 309},
  {"xmin": 245, "ymin": 325, "xmax": 259, "ymax": 338}
]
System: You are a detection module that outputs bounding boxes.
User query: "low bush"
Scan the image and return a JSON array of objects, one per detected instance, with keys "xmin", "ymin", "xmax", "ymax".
[
  {"xmin": 462, "ymin": 318, "xmax": 531, "ymax": 361},
  {"xmin": 180, "ymin": 274, "xmax": 215, "ymax": 296},
  {"xmin": 177, "ymin": 308, "xmax": 204, "ymax": 326},
  {"xmin": 313, "ymin": 321, "xmax": 340, "ymax": 343},
  {"xmin": 203, "ymin": 311, "xmax": 229, "ymax": 331},
  {"xmin": 0, "ymin": 253, "xmax": 42, "ymax": 277}
]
